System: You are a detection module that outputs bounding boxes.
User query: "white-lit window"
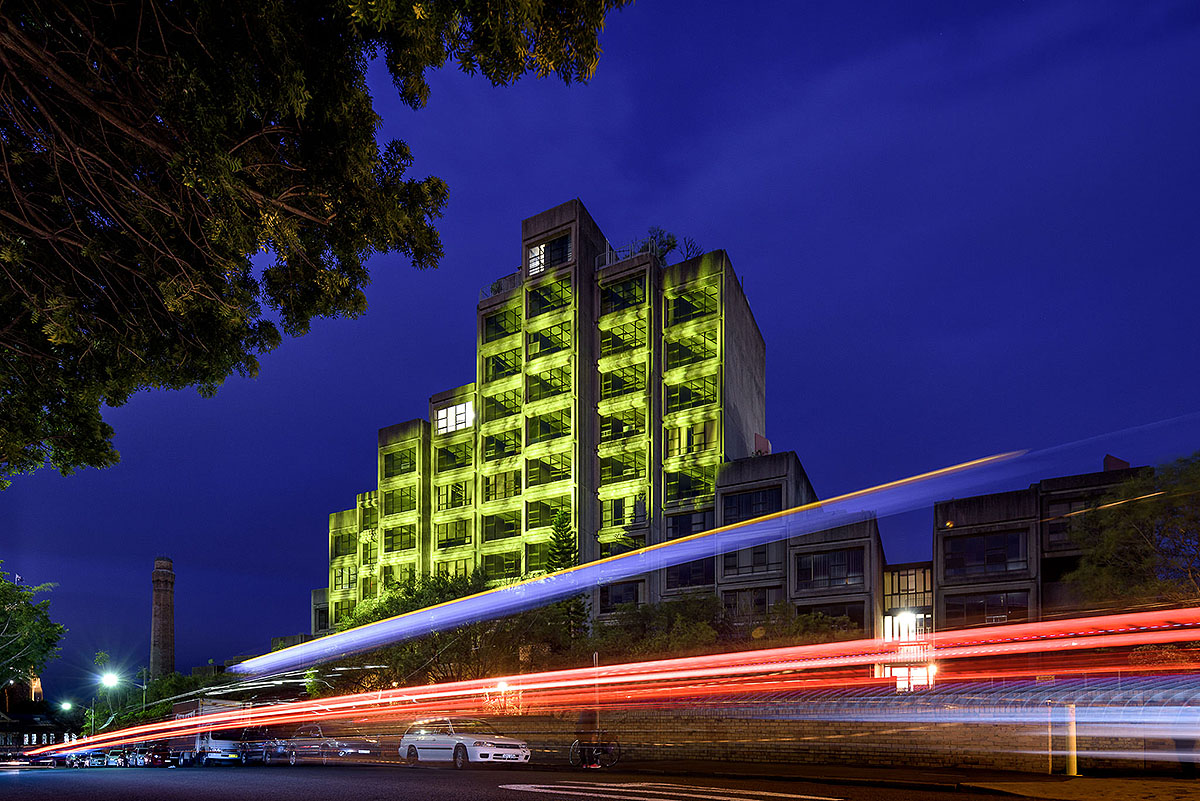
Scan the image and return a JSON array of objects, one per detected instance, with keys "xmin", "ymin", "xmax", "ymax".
[
  {"xmin": 528, "ymin": 243, "xmax": 546, "ymax": 276},
  {"xmin": 435, "ymin": 401, "xmax": 474, "ymax": 434}
]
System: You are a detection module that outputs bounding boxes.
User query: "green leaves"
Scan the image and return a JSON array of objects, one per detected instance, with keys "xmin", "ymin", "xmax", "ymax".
[
  {"xmin": 1, "ymin": 0, "xmax": 628, "ymax": 487},
  {"xmin": 1067, "ymin": 452, "xmax": 1200, "ymax": 604},
  {"xmin": 0, "ymin": 562, "xmax": 66, "ymax": 681}
]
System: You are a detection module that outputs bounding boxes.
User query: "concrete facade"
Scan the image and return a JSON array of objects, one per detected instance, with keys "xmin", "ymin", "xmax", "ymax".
[
  {"xmin": 933, "ymin": 462, "xmax": 1143, "ymax": 628},
  {"xmin": 324, "ymin": 200, "xmax": 778, "ymax": 625}
]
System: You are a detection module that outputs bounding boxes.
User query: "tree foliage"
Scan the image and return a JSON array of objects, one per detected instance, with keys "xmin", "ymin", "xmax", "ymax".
[
  {"xmin": 0, "ymin": 0, "xmax": 630, "ymax": 488},
  {"xmin": 0, "ymin": 562, "xmax": 65, "ymax": 683},
  {"xmin": 1067, "ymin": 452, "xmax": 1200, "ymax": 603}
]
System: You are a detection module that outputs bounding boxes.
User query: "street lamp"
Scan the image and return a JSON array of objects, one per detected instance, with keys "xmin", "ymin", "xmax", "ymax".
[
  {"xmin": 60, "ymin": 701, "xmax": 73, "ymax": 712},
  {"xmin": 100, "ymin": 672, "xmax": 119, "ymax": 689}
]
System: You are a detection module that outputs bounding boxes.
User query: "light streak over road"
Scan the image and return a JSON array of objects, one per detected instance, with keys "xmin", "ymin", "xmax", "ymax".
[{"xmin": 26, "ymin": 606, "xmax": 1200, "ymax": 758}]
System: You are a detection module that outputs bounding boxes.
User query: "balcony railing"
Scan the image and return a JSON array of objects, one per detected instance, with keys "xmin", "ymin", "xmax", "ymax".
[{"xmin": 480, "ymin": 269, "xmax": 522, "ymax": 300}]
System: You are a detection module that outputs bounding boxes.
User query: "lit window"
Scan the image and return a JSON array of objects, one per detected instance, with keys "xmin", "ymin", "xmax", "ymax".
[{"xmin": 435, "ymin": 401, "xmax": 474, "ymax": 434}]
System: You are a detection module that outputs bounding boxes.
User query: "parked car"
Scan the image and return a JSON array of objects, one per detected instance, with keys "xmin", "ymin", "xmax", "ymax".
[
  {"xmin": 399, "ymin": 717, "xmax": 530, "ymax": 769},
  {"xmin": 237, "ymin": 726, "xmax": 290, "ymax": 765},
  {"xmin": 104, "ymin": 748, "xmax": 130, "ymax": 767},
  {"xmin": 70, "ymin": 751, "xmax": 108, "ymax": 768},
  {"xmin": 132, "ymin": 744, "xmax": 172, "ymax": 767},
  {"xmin": 286, "ymin": 722, "xmax": 379, "ymax": 765}
]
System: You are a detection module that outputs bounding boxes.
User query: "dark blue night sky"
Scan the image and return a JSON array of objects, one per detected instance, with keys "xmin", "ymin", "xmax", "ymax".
[{"xmin": 6, "ymin": 1, "xmax": 1200, "ymax": 701}]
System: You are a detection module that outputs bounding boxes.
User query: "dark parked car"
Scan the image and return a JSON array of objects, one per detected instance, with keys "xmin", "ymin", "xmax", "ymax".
[
  {"xmin": 286, "ymin": 722, "xmax": 379, "ymax": 765},
  {"xmin": 237, "ymin": 726, "xmax": 290, "ymax": 765},
  {"xmin": 132, "ymin": 744, "xmax": 172, "ymax": 767},
  {"xmin": 69, "ymin": 751, "xmax": 108, "ymax": 768}
]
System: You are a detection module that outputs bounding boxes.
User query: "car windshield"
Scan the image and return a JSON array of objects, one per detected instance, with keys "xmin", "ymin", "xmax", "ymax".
[
  {"xmin": 450, "ymin": 720, "xmax": 501, "ymax": 736},
  {"xmin": 210, "ymin": 728, "xmax": 241, "ymax": 741}
]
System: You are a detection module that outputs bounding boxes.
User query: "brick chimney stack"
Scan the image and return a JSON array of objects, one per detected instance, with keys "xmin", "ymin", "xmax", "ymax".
[{"xmin": 150, "ymin": 557, "xmax": 175, "ymax": 679}]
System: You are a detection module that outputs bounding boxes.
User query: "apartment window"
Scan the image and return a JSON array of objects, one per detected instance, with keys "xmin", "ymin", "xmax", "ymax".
[
  {"xmin": 528, "ymin": 233, "xmax": 572, "ymax": 276},
  {"xmin": 435, "ymin": 401, "xmax": 474, "ymax": 434},
  {"xmin": 483, "ymin": 428, "xmax": 521, "ymax": 461},
  {"xmin": 794, "ymin": 601, "xmax": 864, "ymax": 629},
  {"xmin": 383, "ymin": 447, "xmax": 416, "ymax": 478},
  {"xmin": 331, "ymin": 532, "xmax": 355, "ymax": 558},
  {"xmin": 599, "ymin": 408, "xmax": 643, "ymax": 443},
  {"xmin": 724, "ymin": 545, "xmax": 780, "ymax": 576},
  {"xmin": 527, "ymin": 408, "xmax": 569, "ymax": 444},
  {"xmin": 435, "ymin": 519, "xmax": 471, "ymax": 548},
  {"xmin": 723, "ymin": 587, "xmax": 785, "ymax": 619},
  {"xmin": 436, "ymin": 441, "xmax": 473, "ymax": 472},
  {"xmin": 527, "ymin": 495, "xmax": 569, "ymax": 530},
  {"xmin": 483, "ymin": 307, "xmax": 521, "ymax": 343},
  {"xmin": 382, "ymin": 563, "xmax": 416, "ymax": 587},
  {"xmin": 944, "ymin": 531, "xmax": 1027, "ymax": 578},
  {"xmin": 664, "ymin": 374, "xmax": 719, "ymax": 414},
  {"xmin": 383, "ymin": 525, "xmax": 416, "ymax": 553},
  {"xmin": 525, "ymin": 542, "xmax": 550, "ymax": 574},
  {"xmin": 435, "ymin": 481, "xmax": 471, "ymax": 511},
  {"xmin": 332, "ymin": 566, "xmax": 357, "ymax": 591},
  {"xmin": 484, "ymin": 348, "xmax": 521, "ymax": 382},
  {"xmin": 383, "ymin": 486, "xmax": 416, "ymax": 516},
  {"xmin": 599, "ymin": 450, "xmax": 645, "ymax": 485},
  {"xmin": 600, "ymin": 275, "xmax": 646, "ymax": 315},
  {"xmin": 600, "ymin": 533, "xmax": 645, "ymax": 558},
  {"xmin": 527, "ymin": 321, "xmax": 570, "ymax": 359},
  {"xmin": 599, "ymin": 581, "xmax": 640, "ymax": 613},
  {"xmin": 795, "ymin": 548, "xmax": 865, "ymax": 590},
  {"xmin": 723, "ymin": 487, "xmax": 783, "ymax": 525},
  {"xmin": 665, "ymin": 419, "xmax": 717, "ymax": 459},
  {"xmin": 332, "ymin": 600, "xmax": 357, "ymax": 624},
  {"xmin": 884, "ymin": 567, "xmax": 933, "ymax": 610},
  {"xmin": 944, "ymin": 591, "xmax": 1029, "ymax": 627},
  {"xmin": 361, "ymin": 541, "xmax": 378, "ymax": 565},
  {"xmin": 664, "ymin": 329, "xmax": 718, "ymax": 370},
  {"xmin": 484, "ymin": 470, "xmax": 521, "ymax": 502},
  {"xmin": 666, "ymin": 510, "xmax": 714, "ymax": 539},
  {"xmin": 664, "ymin": 465, "xmax": 716, "ymax": 504},
  {"xmin": 600, "ymin": 363, "xmax": 646, "ymax": 400},
  {"xmin": 482, "ymin": 551, "xmax": 522, "ymax": 581},
  {"xmin": 1046, "ymin": 498, "xmax": 1090, "ymax": 546},
  {"xmin": 527, "ymin": 364, "xmax": 571, "ymax": 402},
  {"xmin": 483, "ymin": 511, "xmax": 521, "ymax": 542},
  {"xmin": 599, "ymin": 319, "xmax": 647, "ymax": 357},
  {"xmin": 666, "ymin": 558, "xmax": 714, "ymax": 589},
  {"xmin": 527, "ymin": 452, "xmax": 570, "ymax": 487},
  {"xmin": 528, "ymin": 276, "xmax": 571, "ymax": 316},
  {"xmin": 665, "ymin": 282, "xmax": 718, "ymax": 326},
  {"xmin": 360, "ymin": 505, "xmax": 378, "ymax": 529},
  {"xmin": 601, "ymin": 494, "xmax": 648, "ymax": 528},
  {"xmin": 483, "ymin": 389, "xmax": 521, "ymax": 422},
  {"xmin": 360, "ymin": 575, "xmax": 378, "ymax": 600},
  {"xmin": 435, "ymin": 558, "xmax": 471, "ymax": 578}
]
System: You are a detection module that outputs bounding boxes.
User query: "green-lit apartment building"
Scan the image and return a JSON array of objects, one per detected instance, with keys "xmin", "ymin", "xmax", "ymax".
[{"xmin": 321, "ymin": 199, "xmax": 838, "ymax": 629}]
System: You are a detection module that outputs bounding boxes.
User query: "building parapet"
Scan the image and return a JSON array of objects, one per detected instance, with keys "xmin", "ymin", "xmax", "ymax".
[{"xmin": 480, "ymin": 269, "xmax": 522, "ymax": 301}]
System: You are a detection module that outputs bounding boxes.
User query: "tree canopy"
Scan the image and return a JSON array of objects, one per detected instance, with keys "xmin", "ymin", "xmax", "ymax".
[
  {"xmin": 0, "ymin": 561, "xmax": 66, "ymax": 683},
  {"xmin": 1067, "ymin": 452, "xmax": 1200, "ymax": 604},
  {"xmin": 0, "ymin": 0, "xmax": 630, "ymax": 488}
]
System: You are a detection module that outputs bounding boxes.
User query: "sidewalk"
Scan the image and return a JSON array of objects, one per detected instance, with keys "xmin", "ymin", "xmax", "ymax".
[{"xmin": 603, "ymin": 759, "xmax": 1199, "ymax": 801}]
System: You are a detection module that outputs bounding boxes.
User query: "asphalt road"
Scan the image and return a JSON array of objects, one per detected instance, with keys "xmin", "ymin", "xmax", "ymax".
[{"xmin": 0, "ymin": 764, "xmax": 1022, "ymax": 801}]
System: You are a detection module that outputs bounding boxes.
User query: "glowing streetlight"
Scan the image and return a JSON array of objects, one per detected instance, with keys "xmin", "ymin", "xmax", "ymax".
[
  {"xmin": 60, "ymin": 701, "xmax": 73, "ymax": 711},
  {"xmin": 100, "ymin": 672, "xmax": 119, "ymax": 688}
]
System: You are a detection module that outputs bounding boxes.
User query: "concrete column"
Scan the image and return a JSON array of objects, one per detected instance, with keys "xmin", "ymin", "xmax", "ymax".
[{"xmin": 149, "ymin": 557, "xmax": 175, "ymax": 679}]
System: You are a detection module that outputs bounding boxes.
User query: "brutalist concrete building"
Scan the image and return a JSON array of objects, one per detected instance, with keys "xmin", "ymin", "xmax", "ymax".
[{"xmin": 322, "ymin": 199, "xmax": 803, "ymax": 627}]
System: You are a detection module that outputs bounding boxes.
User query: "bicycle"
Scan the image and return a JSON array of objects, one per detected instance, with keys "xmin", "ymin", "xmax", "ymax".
[{"xmin": 568, "ymin": 731, "xmax": 620, "ymax": 769}]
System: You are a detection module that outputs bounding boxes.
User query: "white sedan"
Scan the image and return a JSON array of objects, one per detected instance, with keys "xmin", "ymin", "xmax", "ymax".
[{"xmin": 399, "ymin": 717, "xmax": 530, "ymax": 769}]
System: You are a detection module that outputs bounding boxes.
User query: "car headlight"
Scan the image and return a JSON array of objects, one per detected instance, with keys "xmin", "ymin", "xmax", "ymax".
[{"xmin": 472, "ymin": 741, "xmax": 496, "ymax": 747}]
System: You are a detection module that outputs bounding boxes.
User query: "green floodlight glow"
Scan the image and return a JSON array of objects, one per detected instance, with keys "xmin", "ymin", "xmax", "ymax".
[
  {"xmin": 60, "ymin": 701, "xmax": 73, "ymax": 711},
  {"xmin": 100, "ymin": 672, "xmax": 119, "ymax": 688}
]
